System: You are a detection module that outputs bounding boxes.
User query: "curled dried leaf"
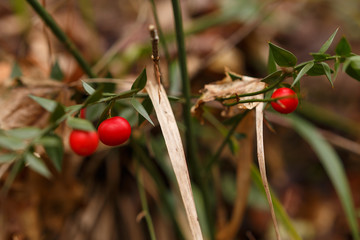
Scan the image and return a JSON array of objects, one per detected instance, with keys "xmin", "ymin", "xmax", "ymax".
[{"xmin": 191, "ymin": 71, "xmax": 266, "ymax": 119}]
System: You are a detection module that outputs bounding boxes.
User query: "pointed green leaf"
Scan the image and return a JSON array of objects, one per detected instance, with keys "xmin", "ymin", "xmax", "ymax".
[
  {"xmin": 10, "ymin": 62, "xmax": 22, "ymax": 78},
  {"xmin": 82, "ymin": 80, "xmax": 96, "ymax": 95},
  {"xmin": 261, "ymin": 70, "xmax": 282, "ymax": 84},
  {"xmin": 321, "ymin": 62, "xmax": 333, "ymax": 86},
  {"xmin": 268, "ymin": 42, "xmax": 297, "ymax": 67},
  {"xmin": 0, "ymin": 153, "xmax": 17, "ymax": 163},
  {"xmin": 29, "ymin": 95, "xmax": 58, "ymax": 112},
  {"xmin": 83, "ymin": 86, "xmax": 103, "ymax": 105},
  {"xmin": 267, "ymin": 47, "xmax": 277, "ymax": 74},
  {"xmin": 319, "ymin": 28, "xmax": 339, "ymax": 53},
  {"xmin": 0, "ymin": 135, "xmax": 26, "ymax": 150},
  {"xmin": 5, "ymin": 127, "xmax": 41, "ymax": 139},
  {"xmin": 336, "ymin": 37, "xmax": 351, "ymax": 57},
  {"xmin": 138, "ymin": 97, "xmax": 154, "ymax": 125},
  {"xmin": 333, "ymin": 58, "xmax": 340, "ymax": 81},
  {"xmin": 25, "ymin": 152, "xmax": 51, "ymax": 178},
  {"xmin": 131, "ymin": 68, "xmax": 147, "ymax": 91},
  {"xmin": 97, "ymin": 101, "xmax": 114, "ymax": 128},
  {"xmin": 38, "ymin": 135, "xmax": 63, "ymax": 171},
  {"xmin": 310, "ymin": 53, "xmax": 331, "ymax": 61},
  {"xmin": 292, "ymin": 61, "xmax": 314, "ymax": 87},
  {"xmin": 227, "ymin": 71, "xmax": 243, "ymax": 81},
  {"xmin": 131, "ymin": 97, "xmax": 154, "ymax": 126},
  {"xmin": 50, "ymin": 59, "xmax": 64, "ymax": 81},
  {"xmin": 307, "ymin": 63, "xmax": 333, "ymax": 76},
  {"xmin": 49, "ymin": 103, "xmax": 66, "ymax": 123},
  {"xmin": 67, "ymin": 116, "xmax": 95, "ymax": 131},
  {"xmin": 343, "ymin": 56, "xmax": 360, "ymax": 81},
  {"xmin": 290, "ymin": 115, "xmax": 360, "ymax": 240}
]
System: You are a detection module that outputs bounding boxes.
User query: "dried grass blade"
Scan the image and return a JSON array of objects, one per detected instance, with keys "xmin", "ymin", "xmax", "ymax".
[
  {"xmin": 255, "ymin": 99, "xmax": 281, "ymax": 240},
  {"xmin": 145, "ymin": 67, "xmax": 203, "ymax": 240}
]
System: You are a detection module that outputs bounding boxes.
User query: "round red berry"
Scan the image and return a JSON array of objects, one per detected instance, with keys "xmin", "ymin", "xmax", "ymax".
[
  {"xmin": 270, "ymin": 88, "xmax": 299, "ymax": 114},
  {"xmin": 69, "ymin": 130, "xmax": 99, "ymax": 156},
  {"xmin": 98, "ymin": 116, "xmax": 131, "ymax": 146}
]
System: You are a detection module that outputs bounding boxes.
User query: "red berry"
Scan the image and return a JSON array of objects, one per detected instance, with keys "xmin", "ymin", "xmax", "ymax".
[
  {"xmin": 98, "ymin": 116, "xmax": 131, "ymax": 146},
  {"xmin": 80, "ymin": 108, "xmax": 86, "ymax": 119},
  {"xmin": 270, "ymin": 88, "xmax": 299, "ymax": 114},
  {"xmin": 69, "ymin": 130, "xmax": 99, "ymax": 156}
]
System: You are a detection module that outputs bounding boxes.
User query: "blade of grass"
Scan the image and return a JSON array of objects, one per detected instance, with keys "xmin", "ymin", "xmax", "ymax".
[
  {"xmin": 26, "ymin": 0, "xmax": 96, "ymax": 78},
  {"xmin": 135, "ymin": 160, "xmax": 157, "ymax": 240},
  {"xmin": 289, "ymin": 115, "xmax": 360, "ymax": 240},
  {"xmin": 251, "ymin": 164, "xmax": 302, "ymax": 240}
]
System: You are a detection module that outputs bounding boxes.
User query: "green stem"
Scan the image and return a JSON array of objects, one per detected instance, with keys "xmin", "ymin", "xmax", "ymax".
[
  {"xmin": 26, "ymin": 0, "xmax": 96, "ymax": 78},
  {"xmin": 222, "ymin": 95, "xmax": 297, "ymax": 107},
  {"xmin": 221, "ymin": 73, "xmax": 287, "ymax": 101},
  {"xmin": 135, "ymin": 160, "xmax": 157, "ymax": 240},
  {"xmin": 171, "ymin": 1, "xmax": 212, "ymax": 238},
  {"xmin": 205, "ymin": 110, "xmax": 249, "ymax": 172}
]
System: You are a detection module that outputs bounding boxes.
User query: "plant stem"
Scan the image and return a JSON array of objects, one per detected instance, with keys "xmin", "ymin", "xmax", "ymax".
[
  {"xmin": 205, "ymin": 110, "xmax": 249, "ymax": 172},
  {"xmin": 135, "ymin": 160, "xmax": 157, "ymax": 240},
  {"xmin": 170, "ymin": 0, "xmax": 197, "ymax": 165},
  {"xmin": 26, "ymin": 0, "xmax": 96, "ymax": 78}
]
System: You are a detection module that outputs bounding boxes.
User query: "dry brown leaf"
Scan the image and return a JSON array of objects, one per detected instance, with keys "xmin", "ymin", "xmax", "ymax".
[
  {"xmin": 145, "ymin": 67, "xmax": 203, "ymax": 240},
  {"xmin": 191, "ymin": 70, "xmax": 266, "ymax": 119},
  {"xmin": 255, "ymin": 99, "xmax": 281, "ymax": 240}
]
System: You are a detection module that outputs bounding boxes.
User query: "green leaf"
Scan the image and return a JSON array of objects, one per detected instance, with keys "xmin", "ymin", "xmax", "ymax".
[
  {"xmin": 25, "ymin": 152, "xmax": 51, "ymax": 178},
  {"xmin": 5, "ymin": 127, "xmax": 41, "ymax": 139},
  {"xmin": 268, "ymin": 42, "xmax": 297, "ymax": 67},
  {"xmin": 261, "ymin": 70, "xmax": 282, "ymax": 84},
  {"xmin": 50, "ymin": 59, "xmax": 64, "ymax": 81},
  {"xmin": 10, "ymin": 62, "xmax": 22, "ymax": 78},
  {"xmin": 67, "ymin": 116, "xmax": 95, "ymax": 131},
  {"xmin": 131, "ymin": 97, "xmax": 154, "ymax": 126},
  {"xmin": 82, "ymin": 81, "xmax": 96, "ymax": 95},
  {"xmin": 83, "ymin": 86, "xmax": 103, "ymax": 105},
  {"xmin": 267, "ymin": 47, "xmax": 277, "ymax": 74},
  {"xmin": 138, "ymin": 97, "xmax": 154, "ymax": 125},
  {"xmin": 29, "ymin": 95, "xmax": 58, "ymax": 112},
  {"xmin": 38, "ymin": 135, "xmax": 63, "ymax": 171},
  {"xmin": 289, "ymin": 115, "xmax": 360, "ymax": 240},
  {"xmin": 335, "ymin": 36, "xmax": 351, "ymax": 57},
  {"xmin": 343, "ymin": 56, "xmax": 360, "ymax": 81},
  {"xmin": 227, "ymin": 71, "xmax": 243, "ymax": 81},
  {"xmin": 321, "ymin": 62, "xmax": 333, "ymax": 86},
  {"xmin": 96, "ymin": 101, "xmax": 114, "ymax": 127},
  {"xmin": 131, "ymin": 68, "xmax": 147, "ymax": 91},
  {"xmin": 319, "ymin": 28, "xmax": 338, "ymax": 53},
  {"xmin": 49, "ymin": 103, "xmax": 66, "ymax": 123},
  {"xmin": 251, "ymin": 164, "xmax": 302, "ymax": 240},
  {"xmin": 333, "ymin": 58, "xmax": 341, "ymax": 81},
  {"xmin": 307, "ymin": 63, "xmax": 333, "ymax": 76},
  {"xmin": 98, "ymin": 89, "xmax": 139, "ymax": 103},
  {"xmin": 292, "ymin": 62, "xmax": 314, "ymax": 87},
  {"xmin": 0, "ymin": 153, "xmax": 17, "ymax": 163},
  {"xmin": 310, "ymin": 53, "xmax": 331, "ymax": 61},
  {"xmin": 0, "ymin": 135, "xmax": 26, "ymax": 150}
]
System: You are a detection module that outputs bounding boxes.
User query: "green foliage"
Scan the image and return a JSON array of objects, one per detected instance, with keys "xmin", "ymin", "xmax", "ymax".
[
  {"xmin": 29, "ymin": 95, "xmax": 58, "ymax": 112},
  {"xmin": 131, "ymin": 68, "xmax": 147, "ymax": 91},
  {"xmin": 131, "ymin": 97, "xmax": 155, "ymax": 126},
  {"xmin": 268, "ymin": 42, "xmax": 297, "ymax": 67},
  {"xmin": 336, "ymin": 37, "xmax": 352, "ymax": 57},
  {"xmin": 10, "ymin": 62, "xmax": 23, "ymax": 79},
  {"xmin": 138, "ymin": 97, "xmax": 154, "ymax": 125},
  {"xmin": 25, "ymin": 151, "xmax": 51, "ymax": 178},
  {"xmin": 67, "ymin": 116, "xmax": 95, "ymax": 131},
  {"xmin": 292, "ymin": 62, "xmax": 314, "ymax": 87},
  {"xmin": 5, "ymin": 127, "xmax": 41, "ymax": 139},
  {"xmin": 318, "ymin": 28, "xmax": 338, "ymax": 53},
  {"xmin": 0, "ymin": 135, "xmax": 26, "ymax": 151},
  {"xmin": 38, "ymin": 134, "xmax": 63, "ymax": 172},
  {"xmin": 290, "ymin": 115, "xmax": 360, "ymax": 240},
  {"xmin": 50, "ymin": 59, "xmax": 64, "ymax": 81}
]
